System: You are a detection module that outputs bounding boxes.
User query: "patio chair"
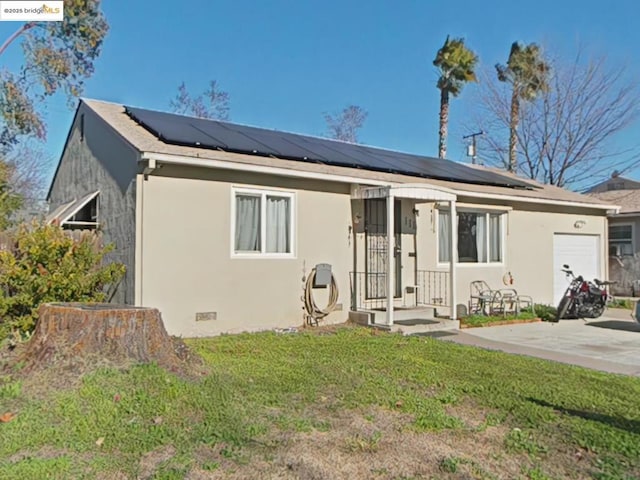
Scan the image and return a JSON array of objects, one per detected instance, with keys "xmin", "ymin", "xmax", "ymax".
[{"xmin": 469, "ymin": 280, "xmax": 520, "ymax": 316}]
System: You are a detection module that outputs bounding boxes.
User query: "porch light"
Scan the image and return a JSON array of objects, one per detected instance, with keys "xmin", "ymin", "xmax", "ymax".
[{"xmin": 574, "ymin": 220, "xmax": 586, "ymax": 229}]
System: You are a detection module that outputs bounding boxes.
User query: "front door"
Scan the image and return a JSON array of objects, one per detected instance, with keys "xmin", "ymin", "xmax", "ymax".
[{"xmin": 365, "ymin": 198, "xmax": 401, "ymax": 299}]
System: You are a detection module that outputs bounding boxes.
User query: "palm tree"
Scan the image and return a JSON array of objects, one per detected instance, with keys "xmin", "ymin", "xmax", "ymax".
[
  {"xmin": 496, "ymin": 42, "xmax": 550, "ymax": 172},
  {"xmin": 433, "ymin": 36, "xmax": 479, "ymax": 159}
]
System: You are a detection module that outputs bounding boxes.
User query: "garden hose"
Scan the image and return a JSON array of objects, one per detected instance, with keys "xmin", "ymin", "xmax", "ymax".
[{"xmin": 304, "ymin": 267, "xmax": 339, "ymax": 326}]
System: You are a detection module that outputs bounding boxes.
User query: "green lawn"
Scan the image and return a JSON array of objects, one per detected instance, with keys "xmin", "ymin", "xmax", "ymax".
[{"xmin": 1, "ymin": 326, "xmax": 640, "ymax": 479}]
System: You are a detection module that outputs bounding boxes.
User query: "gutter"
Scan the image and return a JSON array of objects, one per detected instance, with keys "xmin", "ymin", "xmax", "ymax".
[
  {"xmin": 140, "ymin": 151, "xmax": 618, "ymax": 212},
  {"xmin": 141, "ymin": 151, "xmax": 395, "ymax": 187},
  {"xmin": 455, "ymin": 190, "xmax": 620, "ymax": 213},
  {"xmin": 607, "ymin": 211, "xmax": 638, "ymax": 217}
]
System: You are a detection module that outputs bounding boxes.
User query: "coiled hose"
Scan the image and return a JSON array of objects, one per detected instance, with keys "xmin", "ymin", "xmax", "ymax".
[{"xmin": 304, "ymin": 268, "xmax": 339, "ymax": 326}]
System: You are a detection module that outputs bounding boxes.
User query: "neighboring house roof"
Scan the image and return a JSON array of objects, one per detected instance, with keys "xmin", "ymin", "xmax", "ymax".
[
  {"xmin": 587, "ymin": 189, "xmax": 640, "ymax": 215},
  {"xmin": 71, "ymin": 98, "xmax": 618, "ymax": 211},
  {"xmin": 585, "ymin": 175, "xmax": 640, "ymax": 194}
]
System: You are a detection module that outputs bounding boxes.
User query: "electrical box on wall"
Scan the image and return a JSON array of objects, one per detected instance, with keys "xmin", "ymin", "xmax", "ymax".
[{"xmin": 314, "ymin": 263, "xmax": 332, "ymax": 287}]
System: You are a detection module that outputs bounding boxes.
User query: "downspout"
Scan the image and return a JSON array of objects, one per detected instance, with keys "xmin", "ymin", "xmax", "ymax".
[{"xmin": 134, "ymin": 172, "xmax": 144, "ymax": 306}]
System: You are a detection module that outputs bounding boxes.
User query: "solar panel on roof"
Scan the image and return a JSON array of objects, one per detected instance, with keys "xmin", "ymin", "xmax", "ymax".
[{"xmin": 125, "ymin": 106, "xmax": 537, "ymax": 190}]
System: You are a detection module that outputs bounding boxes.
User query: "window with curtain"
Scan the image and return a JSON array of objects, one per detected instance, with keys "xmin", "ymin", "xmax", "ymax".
[
  {"xmin": 438, "ymin": 210, "xmax": 504, "ymax": 264},
  {"xmin": 234, "ymin": 189, "xmax": 294, "ymax": 256}
]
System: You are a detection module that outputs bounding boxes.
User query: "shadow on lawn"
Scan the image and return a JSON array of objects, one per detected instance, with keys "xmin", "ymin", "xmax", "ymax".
[{"xmin": 528, "ymin": 398, "xmax": 640, "ymax": 435}]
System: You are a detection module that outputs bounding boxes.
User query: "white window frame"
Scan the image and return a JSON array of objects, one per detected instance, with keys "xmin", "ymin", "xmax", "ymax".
[
  {"xmin": 437, "ymin": 208, "xmax": 506, "ymax": 267},
  {"xmin": 231, "ymin": 187, "xmax": 296, "ymax": 259},
  {"xmin": 608, "ymin": 222, "xmax": 634, "ymax": 257}
]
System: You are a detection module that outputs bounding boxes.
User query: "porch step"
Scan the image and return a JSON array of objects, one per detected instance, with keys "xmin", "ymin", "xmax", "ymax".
[
  {"xmin": 394, "ymin": 307, "xmax": 436, "ymax": 321},
  {"xmin": 348, "ymin": 309, "xmax": 459, "ymax": 335},
  {"xmin": 348, "ymin": 307, "xmax": 436, "ymax": 326}
]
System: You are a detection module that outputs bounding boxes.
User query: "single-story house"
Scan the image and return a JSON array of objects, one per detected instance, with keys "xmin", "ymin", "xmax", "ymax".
[
  {"xmin": 586, "ymin": 174, "xmax": 640, "ymax": 295},
  {"xmin": 47, "ymin": 99, "xmax": 618, "ymax": 336}
]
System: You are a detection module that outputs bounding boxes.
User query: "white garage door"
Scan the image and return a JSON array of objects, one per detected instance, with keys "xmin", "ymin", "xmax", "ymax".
[{"xmin": 553, "ymin": 234, "xmax": 601, "ymax": 305}]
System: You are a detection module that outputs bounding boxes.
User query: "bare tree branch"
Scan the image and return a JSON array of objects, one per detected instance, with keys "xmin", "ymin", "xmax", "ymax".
[
  {"xmin": 324, "ymin": 105, "xmax": 368, "ymax": 143},
  {"xmin": 467, "ymin": 48, "xmax": 640, "ymax": 189},
  {"xmin": 169, "ymin": 80, "xmax": 230, "ymax": 121}
]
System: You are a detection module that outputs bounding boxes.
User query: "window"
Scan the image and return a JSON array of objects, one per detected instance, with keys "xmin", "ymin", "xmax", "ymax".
[
  {"xmin": 233, "ymin": 188, "xmax": 294, "ymax": 256},
  {"xmin": 438, "ymin": 210, "xmax": 504, "ymax": 264},
  {"xmin": 48, "ymin": 191, "xmax": 100, "ymax": 231},
  {"xmin": 609, "ymin": 224, "xmax": 633, "ymax": 256}
]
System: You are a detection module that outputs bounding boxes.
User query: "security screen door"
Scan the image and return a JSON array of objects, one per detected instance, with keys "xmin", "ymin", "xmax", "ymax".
[{"xmin": 365, "ymin": 198, "xmax": 401, "ymax": 299}]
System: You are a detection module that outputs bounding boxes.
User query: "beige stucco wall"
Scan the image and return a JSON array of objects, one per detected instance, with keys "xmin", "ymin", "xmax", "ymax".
[
  {"xmin": 139, "ymin": 163, "xmax": 607, "ymax": 335},
  {"xmin": 138, "ymin": 166, "xmax": 353, "ymax": 336},
  {"xmin": 413, "ymin": 201, "xmax": 607, "ymax": 312}
]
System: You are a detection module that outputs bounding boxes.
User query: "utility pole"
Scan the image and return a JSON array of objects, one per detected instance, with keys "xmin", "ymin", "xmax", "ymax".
[{"xmin": 463, "ymin": 131, "xmax": 484, "ymax": 164}]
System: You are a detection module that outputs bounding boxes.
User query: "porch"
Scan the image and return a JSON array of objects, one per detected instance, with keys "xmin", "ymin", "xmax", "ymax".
[{"xmin": 348, "ymin": 184, "xmax": 459, "ymax": 333}]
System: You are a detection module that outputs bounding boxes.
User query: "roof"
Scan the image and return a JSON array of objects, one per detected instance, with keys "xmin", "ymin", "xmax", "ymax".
[
  {"xmin": 586, "ymin": 189, "xmax": 640, "ymax": 215},
  {"xmin": 77, "ymin": 98, "xmax": 617, "ymax": 210},
  {"xmin": 125, "ymin": 105, "xmax": 532, "ymax": 189},
  {"xmin": 585, "ymin": 176, "xmax": 640, "ymax": 194}
]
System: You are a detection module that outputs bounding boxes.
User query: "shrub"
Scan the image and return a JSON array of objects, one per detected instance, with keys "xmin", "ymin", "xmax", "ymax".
[
  {"xmin": 0, "ymin": 222, "xmax": 125, "ymax": 340},
  {"xmin": 608, "ymin": 298, "xmax": 635, "ymax": 310},
  {"xmin": 528, "ymin": 304, "xmax": 557, "ymax": 322}
]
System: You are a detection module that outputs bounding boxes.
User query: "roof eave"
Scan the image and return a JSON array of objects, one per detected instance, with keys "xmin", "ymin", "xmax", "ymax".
[{"xmin": 141, "ymin": 151, "xmax": 614, "ymax": 212}]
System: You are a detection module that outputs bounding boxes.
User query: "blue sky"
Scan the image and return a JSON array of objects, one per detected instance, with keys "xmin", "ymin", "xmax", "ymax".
[{"xmin": 1, "ymin": 0, "xmax": 639, "ymax": 187}]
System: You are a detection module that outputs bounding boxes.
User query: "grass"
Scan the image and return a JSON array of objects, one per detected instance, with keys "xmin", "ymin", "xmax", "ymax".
[
  {"xmin": 461, "ymin": 310, "xmax": 537, "ymax": 327},
  {"xmin": 0, "ymin": 326, "xmax": 639, "ymax": 478}
]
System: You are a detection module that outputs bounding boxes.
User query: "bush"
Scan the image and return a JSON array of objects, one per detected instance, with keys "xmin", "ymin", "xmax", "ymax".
[
  {"xmin": 0, "ymin": 222, "xmax": 125, "ymax": 340},
  {"xmin": 608, "ymin": 298, "xmax": 635, "ymax": 310},
  {"xmin": 528, "ymin": 304, "xmax": 557, "ymax": 322}
]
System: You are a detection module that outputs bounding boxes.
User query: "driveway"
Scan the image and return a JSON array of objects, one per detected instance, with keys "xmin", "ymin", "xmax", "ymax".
[{"xmin": 441, "ymin": 308, "xmax": 640, "ymax": 376}]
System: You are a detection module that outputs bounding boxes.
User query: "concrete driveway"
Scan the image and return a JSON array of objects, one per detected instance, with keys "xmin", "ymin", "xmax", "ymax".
[{"xmin": 442, "ymin": 308, "xmax": 640, "ymax": 376}]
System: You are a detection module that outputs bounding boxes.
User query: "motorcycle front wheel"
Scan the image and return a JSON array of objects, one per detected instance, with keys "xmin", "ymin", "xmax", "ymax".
[{"xmin": 555, "ymin": 296, "xmax": 572, "ymax": 321}]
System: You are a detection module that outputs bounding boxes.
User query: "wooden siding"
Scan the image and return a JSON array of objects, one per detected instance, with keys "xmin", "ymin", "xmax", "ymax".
[{"xmin": 48, "ymin": 104, "xmax": 138, "ymax": 304}]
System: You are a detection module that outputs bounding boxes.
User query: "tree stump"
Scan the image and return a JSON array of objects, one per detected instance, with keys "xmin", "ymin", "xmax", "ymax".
[{"xmin": 23, "ymin": 303, "xmax": 189, "ymax": 373}]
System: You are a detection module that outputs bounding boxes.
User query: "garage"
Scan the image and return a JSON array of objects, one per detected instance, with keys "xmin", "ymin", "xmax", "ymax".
[{"xmin": 553, "ymin": 234, "xmax": 601, "ymax": 305}]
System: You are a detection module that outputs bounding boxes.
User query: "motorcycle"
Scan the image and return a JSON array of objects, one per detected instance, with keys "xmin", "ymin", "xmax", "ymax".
[{"xmin": 555, "ymin": 264, "xmax": 614, "ymax": 321}]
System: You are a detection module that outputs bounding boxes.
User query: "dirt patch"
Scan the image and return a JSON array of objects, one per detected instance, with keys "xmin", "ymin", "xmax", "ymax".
[
  {"xmin": 0, "ymin": 336, "xmax": 206, "ymax": 401},
  {"xmin": 137, "ymin": 444, "xmax": 176, "ymax": 479},
  {"xmin": 181, "ymin": 406, "xmax": 597, "ymax": 479},
  {"xmin": 7, "ymin": 446, "xmax": 73, "ymax": 464}
]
